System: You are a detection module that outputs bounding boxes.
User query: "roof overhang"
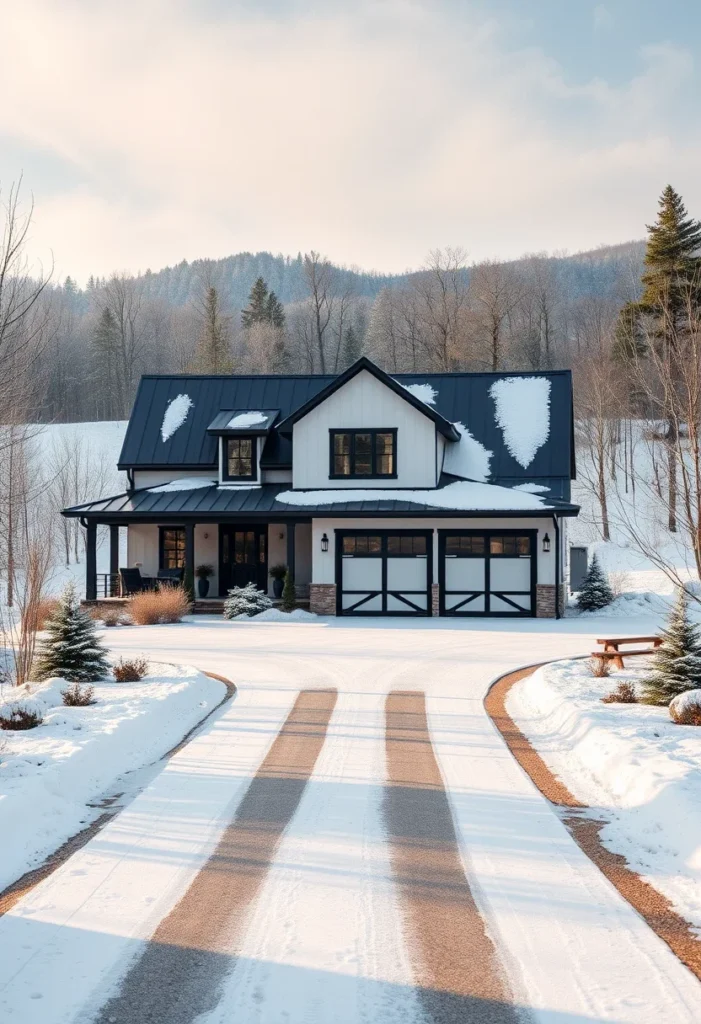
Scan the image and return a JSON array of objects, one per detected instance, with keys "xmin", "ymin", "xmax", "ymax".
[{"xmin": 276, "ymin": 357, "xmax": 460, "ymax": 441}]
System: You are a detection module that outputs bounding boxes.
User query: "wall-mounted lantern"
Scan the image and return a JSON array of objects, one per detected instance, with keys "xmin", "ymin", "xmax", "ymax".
[
  {"xmin": 542, "ymin": 533, "xmax": 551, "ymax": 554},
  {"xmin": 321, "ymin": 533, "xmax": 329, "ymax": 553}
]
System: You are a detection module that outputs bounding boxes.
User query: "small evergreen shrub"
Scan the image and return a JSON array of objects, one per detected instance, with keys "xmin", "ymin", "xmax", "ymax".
[
  {"xmin": 223, "ymin": 583, "xmax": 273, "ymax": 618},
  {"xmin": 34, "ymin": 582, "xmax": 110, "ymax": 682},
  {"xmin": 669, "ymin": 689, "xmax": 701, "ymax": 726},
  {"xmin": 589, "ymin": 657, "xmax": 611, "ymax": 678},
  {"xmin": 281, "ymin": 570, "xmax": 296, "ymax": 612},
  {"xmin": 113, "ymin": 657, "xmax": 149, "ymax": 682},
  {"xmin": 0, "ymin": 706, "xmax": 43, "ymax": 730},
  {"xmin": 601, "ymin": 680, "xmax": 637, "ymax": 704},
  {"xmin": 61, "ymin": 682, "xmax": 96, "ymax": 706},
  {"xmin": 642, "ymin": 588, "xmax": 701, "ymax": 706},
  {"xmin": 129, "ymin": 587, "xmax": 190, "ymax": 624},
  {"xmin": 576, "ymin": 553, "xmax": 614, "ymax": 612}
]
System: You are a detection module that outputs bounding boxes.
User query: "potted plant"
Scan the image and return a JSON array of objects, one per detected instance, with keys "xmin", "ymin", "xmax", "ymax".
[
  {"xmin": 269, "ymin": 563, "xmax": 287, "ymax": 600},
  {"xmin": 195, "ymin": 564, "xmax": 214, "ymax": 599}
]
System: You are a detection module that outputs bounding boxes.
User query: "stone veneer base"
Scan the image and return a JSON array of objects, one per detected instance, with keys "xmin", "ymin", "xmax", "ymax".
[{"xmin": 309, "ymin": 583, "xmax": 337, "ymax": 615}]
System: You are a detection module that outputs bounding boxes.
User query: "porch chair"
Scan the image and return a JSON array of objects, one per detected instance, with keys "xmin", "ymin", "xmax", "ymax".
[
  {"xmin": 119, "ymin": 567, "xmax": 156, "ymax": 596},
  {"xmin": 157, "ymin": 567, "xmax": 185, "ymax": 587}
]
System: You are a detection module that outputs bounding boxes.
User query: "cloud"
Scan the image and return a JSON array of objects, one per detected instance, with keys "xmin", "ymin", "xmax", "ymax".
[
  {"xmin": 0, "ymin": 0, "xmax": 699, "ymax": 281},
  {"xmin": 593, "ymin": 4, "xmax": 613, "ymax": 31}
]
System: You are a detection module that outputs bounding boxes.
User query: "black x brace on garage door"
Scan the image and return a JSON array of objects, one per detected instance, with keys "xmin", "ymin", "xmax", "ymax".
[{"xmin": 336, "ymin": 530, "xmax": 433, "ymax": 616}]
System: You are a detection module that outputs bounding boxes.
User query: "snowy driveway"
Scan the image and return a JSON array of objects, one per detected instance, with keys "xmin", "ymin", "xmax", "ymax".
[{"xmin": 1, "ymin": 614, "xmax": 700, "ymax": 1023}]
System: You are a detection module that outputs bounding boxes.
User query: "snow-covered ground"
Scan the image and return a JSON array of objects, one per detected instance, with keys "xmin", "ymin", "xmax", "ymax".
[
  {"xmin": 1, "ymin": 616, "xmax": 700, "ymax": 1024},
  {"xmin": 0, "ymin": 660, "xmax": 224, "ymax": 893},
  {"xmin": 507, "ymin": 657, "xmax": 701, "ymax": 937}
]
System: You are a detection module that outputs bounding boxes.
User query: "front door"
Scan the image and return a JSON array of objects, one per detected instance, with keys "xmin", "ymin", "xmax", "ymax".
[{"xmin": 219, "ymin": 525, "xmax": 268, "ymax": 596}]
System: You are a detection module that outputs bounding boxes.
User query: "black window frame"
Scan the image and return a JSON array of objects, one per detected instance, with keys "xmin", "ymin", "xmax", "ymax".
[
  {"xmin": 329, "ymin": 428, "xmax": 397, "ymax": 479},
  {"xmin": 159, "ymin": 526, "xmax": 186, "ymax": 571},
  {"xmin": 223, "ymin": 435, "xmax": 258, "ymax": 482}
]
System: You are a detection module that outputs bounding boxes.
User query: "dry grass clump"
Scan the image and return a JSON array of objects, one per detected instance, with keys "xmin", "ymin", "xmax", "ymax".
[
  {"xmin": 601, "ymin": 680, "xmax": 637, "ymax": 704},
  {"xmin": 669, "ymin": 690, "xmax": 701, "ymax": 726},
  {"xmin": 22, "ymin": 597, "xmax": 60, "ymax": 633},
  {"xmin": 113, "ymin": 657, "xmax": 149, "ymax": 683},
  {"xmin": 128, "ymin": 587, "xmax": 190, "ymax": 625},
  {"xmin": 61, "ymin": 682, "xmax": 96, "ymax": 706},
  {"xmin": 589, "ymin": 656, "xmax": 611, "ymax": 678},
  {"xmin": 0, "ymin": 706, "xmax": 43, "ymax": 730}
]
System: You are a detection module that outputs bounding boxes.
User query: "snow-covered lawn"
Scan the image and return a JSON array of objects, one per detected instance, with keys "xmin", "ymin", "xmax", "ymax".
[
  {"xmin": 507, "ymin": 658, "xmax": 701, "ymax": 935},
  {"xmin": 0, "ymin": 662, "xmax": 225, "ymax": 893}
]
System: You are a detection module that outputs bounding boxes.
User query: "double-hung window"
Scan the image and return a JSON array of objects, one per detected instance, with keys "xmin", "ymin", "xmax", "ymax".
[
  {"xmin": 224, "ymin": 436, "xmax": 257, "ymax": 481},
  {"xmin": 330, "ymin": 429, "xmax": 397, "ymax": 478}
]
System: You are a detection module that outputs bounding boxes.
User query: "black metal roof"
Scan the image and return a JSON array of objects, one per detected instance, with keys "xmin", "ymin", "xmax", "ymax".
[
  {"xmin": 118, "ymin": 362, "xmax": 575, "ymax": 490},
  {"xmin": 63, "ymin": 482, "xmax": 579, "ymax": 521}
]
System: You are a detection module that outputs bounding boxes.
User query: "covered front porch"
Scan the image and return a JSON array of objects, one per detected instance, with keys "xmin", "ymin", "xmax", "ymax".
[{"xmin": 80, "ymin": 518, "xmax": 312, "ymax": 603}]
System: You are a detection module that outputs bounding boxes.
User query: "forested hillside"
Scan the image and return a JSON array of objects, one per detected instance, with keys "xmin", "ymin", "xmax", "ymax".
[{"xmin": 40, "ymin": 240, "xmax": 644, "ymax": 423}]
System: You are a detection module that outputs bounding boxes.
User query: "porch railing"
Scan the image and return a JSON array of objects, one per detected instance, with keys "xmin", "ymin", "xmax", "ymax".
[{"xmin": 96, "ymin": 573, "xmax": 121, "ymax": 598}]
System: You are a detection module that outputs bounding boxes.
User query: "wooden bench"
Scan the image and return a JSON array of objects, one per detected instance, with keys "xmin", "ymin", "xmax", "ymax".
[{"xmin": 592, "ymin": 635, "xmax": 661, "ymax": 670}]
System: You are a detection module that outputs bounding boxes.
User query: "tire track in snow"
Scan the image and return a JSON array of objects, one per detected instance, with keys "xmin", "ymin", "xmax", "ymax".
[
  {"xmin": 384, "ymin": 690, "xmax": 523, "ymax": 1024},
  {"xmin": 92, "ymin": 688, "xmax": 337, "ymax": 1024}
]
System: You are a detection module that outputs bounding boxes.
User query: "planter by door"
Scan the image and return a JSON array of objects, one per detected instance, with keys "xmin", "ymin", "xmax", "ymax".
[
  {"xmin": 273, "ymin": 578, "xmax": 284, "ymax": 599},
  {"xmin": 197, "ymin": 578, "xmax": 210, "ymax": 599}
]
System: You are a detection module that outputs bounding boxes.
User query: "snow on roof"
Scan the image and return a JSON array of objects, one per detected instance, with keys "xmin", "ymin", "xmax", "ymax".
[
  {"xmin": 513, "ymin": 482, "xmax": 550, "ymax": 494},
  {"xmin": 227, "ymin": 411, "xmax": 268, "ymax": 428},
  {"xmin": 401, "ymin": 382, "xmax": 438, "ymax": 406},
  {"xmin": 276, "ymin": 480, "xmax": 551, "ymax": 512},
  {"xmin": 160, "ymin": 394, "xmax": 193, "ymax": 443},
  {"xmin": 443, "ymin": 422, "xmax": 492, "ymax": 483},
  {"xmin": 149, "ymin": 477, "xmax": 216, "ymax": 493},
  {"xmin": 490, "ymin": 377, "xmax": 551, "ymax": 469}
]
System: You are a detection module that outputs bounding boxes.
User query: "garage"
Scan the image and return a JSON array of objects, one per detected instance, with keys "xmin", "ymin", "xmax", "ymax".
[
  {"xmin": 439, "ymin": 530, "xmax": 536, "ymax": 616},
  {"xmin": 337, "ymin": 530, "xmax": 432, "ymax": 616}
]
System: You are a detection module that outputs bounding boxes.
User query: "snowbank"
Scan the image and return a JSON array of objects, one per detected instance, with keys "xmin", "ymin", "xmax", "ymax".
[
  {"xmin": 507, "ymin": 658, "xmax": 701, "ymax": 934},
  {"xmin": 232, "ymin": 608, "xmax": 319, "ymax": 623},
  {"xmin": 160, "ymin": 394, "xmax": 193, "ymax": 442},
  {"xmin": 276, "ymin": 479, "xmax": 551, "ymax": 511},
  {"xmin": 0, "ymin": 663, "xmax": 224, "ymax": 892},
  {"xmin": 149, "ymin": 477, "xmax": 216, "ymax": 493}
]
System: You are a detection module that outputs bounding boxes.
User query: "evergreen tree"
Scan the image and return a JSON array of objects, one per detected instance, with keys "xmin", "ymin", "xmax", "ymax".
[
  {"xmin": 241, "ymin": 277, "xmax": 270, "ymax": 328},
  {"xmin": 93, "ymin": 308, "xmax": 120, "ymax": 418},
  {"xmin": 642, "ymin": 185, "xmax": 701, "ymax": 311},
  {"xmin": 342, "ymin": 324, "xmax": 362, "ymax": 367},
  {"xmin": 642, "ymin": 588, "xmax": 701, "ymax": 705},
  {"xmin": 576, "ymin": 553, "xmax": 614, "ymax": 612},
  {"xmin": 34, "ymin": 582, "xmax": 110, "ymax": 682},
  {"xmin": 266, "ymin": 290, "xmax": 285, "ymax": 329},
  {"xmin": 190, "ymin": 286, "xmax": 233, "ymax": 373},
  {"xmin": 281, "ymin": 569, "xmax": 296, "ymax": 612},
  {"xmin": 611, "ymin": 300, "xmax": 647, "ymax": 363}
]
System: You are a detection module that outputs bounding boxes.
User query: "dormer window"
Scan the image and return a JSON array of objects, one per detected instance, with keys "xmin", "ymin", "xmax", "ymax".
[
  {"xmin": 330, "ymin": 429, "xmax": 397, "ymax": 479},
  {"xmin": 224, "ymin": 436, "xmax": 257, "ymax": 481}
]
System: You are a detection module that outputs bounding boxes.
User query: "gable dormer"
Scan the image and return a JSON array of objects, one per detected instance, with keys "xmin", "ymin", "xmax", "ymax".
[
  {"xmin": 207, "ymin": 409, "xmax": 279, "ymax": 486},
  {"xmin": 277, "ymin": 358, "xmax": 459, "ymax": 490}
]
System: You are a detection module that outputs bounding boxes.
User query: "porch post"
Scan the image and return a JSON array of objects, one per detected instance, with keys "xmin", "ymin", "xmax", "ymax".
[
  {"xmin": 286, "ymin": 521, "xmax": 296, "ymax": 580},
  {"xmin": 184, "ymin": 521, "xmax": 195, "ymax": 598},
  {"xmin": 109, "ymin": 525, "xmax": 119, "ymax": 595},
  {"xmin": 85, "ymin": 520, "xmax": 97, "ymax": 601}
]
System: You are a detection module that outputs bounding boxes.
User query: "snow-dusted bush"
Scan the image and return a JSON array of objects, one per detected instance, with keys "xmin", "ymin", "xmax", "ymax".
[
  {"xmin": 576, "ymin": 553, "xmax": 614, "ymax": 612},
  {"xmin": 0, "ymin": 705, "xmax": 43, "ymax": 730},
  {"xmin": 224, "ymin": 583, "xmax": 273, "ymax": 618},
  {"xmin": 669, "ymin": 689, "xmax": 701, "ymax": 726},
  {"xmin": 113, "ymin": 657, "xmax": 148, "ymax": 682},
  {"xmin": 642, "ymin": 588, "xmax": 701, "ymax": 706},
  {"xmin": 129, "ymin": 587, "xmax": 190, "ymax": 625},
  {"xmin": 61, "ymin": 683, "xmax": 96, "ymax": 707},
  {"xmin": 601, "ymin": 680, "xmax": 637, "ymax": 704},
  {"xmin": 589, "ymin": 656, "xmax": 611, "ymax": 678}
]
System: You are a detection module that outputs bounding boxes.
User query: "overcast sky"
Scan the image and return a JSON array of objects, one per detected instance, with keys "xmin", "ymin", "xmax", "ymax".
[{"xmin": 2, "ymin": 0, "xmax": 700, "ymax": 282}]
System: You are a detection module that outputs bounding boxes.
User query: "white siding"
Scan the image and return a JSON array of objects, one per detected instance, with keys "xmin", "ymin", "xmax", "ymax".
[
  {"xmin": 292, "ymin": 370, "xmax": 438, "ymax": 489},
  {"xmin": 127, "ymin": 524, "xmax": 159, "ymax": 575},
  {"xmin": 132, "ymin": 470, "xmax": 214, "ymax": 489},
  {"xmin": 311, "ymin": 516, "xmax": 557, "ymax": 585}
]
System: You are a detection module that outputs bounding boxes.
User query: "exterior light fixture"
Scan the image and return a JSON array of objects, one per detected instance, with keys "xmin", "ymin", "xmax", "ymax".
[
  {"xmin": 542, "ymin": 533, "xmax": 551, "ymax": 553},
  {"xmin": 321, "ymin": 533, "xmax": 329, "ymax": 553}
]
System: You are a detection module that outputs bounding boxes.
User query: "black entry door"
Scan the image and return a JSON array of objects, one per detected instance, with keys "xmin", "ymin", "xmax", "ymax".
[{"xmin": 219, "ymin": 526, "xmax": 267, "ymax": 596}]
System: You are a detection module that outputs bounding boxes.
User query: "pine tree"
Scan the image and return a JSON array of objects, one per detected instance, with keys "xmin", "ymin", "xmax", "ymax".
[
  {"xmin": 241, "ymin": 277, "xmax": 270, "ymax": 328},
  {"xmin": 342, "ymin": 324, "xmax": 362, "ymax": 368},
  {"xmin": 576, "ymin": 553, "xmax": 614, "ymax": 612},
  {"xmin": 611, "ymin": 301, "xmax": 647, "ymax": 363},
  {"xmin": 93, "ymin": 308, "xmax": 120, "ymax": 418},
  {"xmin": 34, "ymin": 582, "xmax": 110, "ymax": 682},
  {"xmin": 642, "ymin": 588, "xmax": 701, "ymax": 705},
  {"xmin": 266, "ymin": 290, "xmax": 285, "ymax": 329},
  {"xmin": 190, "ymin": 286, "xmax": 233, "ymax": 373},
  {"xmin": 642, "ymin": 185, "xmax": 701, "ymax": 310}
]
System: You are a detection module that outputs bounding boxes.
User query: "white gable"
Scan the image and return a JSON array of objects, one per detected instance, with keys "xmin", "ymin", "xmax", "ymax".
[{"xmin": 292, "ymin": 369, "xmax": 440, "ymax": 489}]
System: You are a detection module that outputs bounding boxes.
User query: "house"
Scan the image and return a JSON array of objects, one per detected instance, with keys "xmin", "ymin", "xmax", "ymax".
[{"xmin": 62, "ymin": 356, "xmax": 578, "ymax": 618}]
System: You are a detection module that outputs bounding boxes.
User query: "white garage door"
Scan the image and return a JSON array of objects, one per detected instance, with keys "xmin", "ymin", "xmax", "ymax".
[
  {"xmin": 441, "ymin": 532, "xmax": 535, "ymax": 616},
  {"xmin": 338, "ymin": 532, "xmax": 431, "ymax": 616}
]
